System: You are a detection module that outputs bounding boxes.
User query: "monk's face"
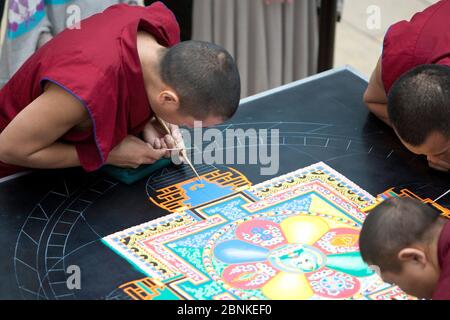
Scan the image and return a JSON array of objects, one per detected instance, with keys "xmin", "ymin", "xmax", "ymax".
[
  {"xmin": 377, "ymin": 246, "xmax": 440, "ymax": 299},
  {"xmin": 381, "ymin": 268, "xmax": 438, "ymax": 299},
  {"xmin": 399, "ymin": 131, "xmax": 450, "ymax": 171}
]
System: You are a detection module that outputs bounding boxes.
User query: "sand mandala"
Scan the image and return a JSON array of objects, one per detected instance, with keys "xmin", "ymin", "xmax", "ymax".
[{"xmin": 103, "ymin": 162, "xmax": 414, "ymax": 300}]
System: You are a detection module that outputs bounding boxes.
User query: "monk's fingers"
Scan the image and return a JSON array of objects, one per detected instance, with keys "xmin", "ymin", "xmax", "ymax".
[
  {"xmin": 178, "ymin": 150, "xmax": 188, "ymax": 164},
  {"xmin": 156, "ymin": 138, "xmax": 170, "ymax": 157},
  {"xmin": 168, "ymin": 123, "xmax": 180, "ymax": 134},
  {"xmin": 153, "ymin": 138, "xmax": 161, "ymax": 149},
  {"xmin": 170, "ymin": 124, "xmax": 183, "ymax": 139},
  {"xmin": 168, "ymin": 124, "xmax": 186, "ymax": 148},
  {"xmin": 173, "ymin": 130, "xmax": 186, "ymax": 150},
  {"xmin": 158, "ymin": 138, "xmax": 168, "ymax": 149},
  {"xmin": 164, "ymin": 135, "xmax": 177, "ymax": 149},
  {"xmin": 141, "ymin": 145, "xmax": 167, "ymax": 163}
]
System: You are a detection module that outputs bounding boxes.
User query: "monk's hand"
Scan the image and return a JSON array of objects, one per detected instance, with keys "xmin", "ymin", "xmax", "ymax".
[
  {"xmin": 427, "ymin": 155, "xmax": 450, "ymax": 172},
  {"xmin": 143, "ymin": 118, "xmax": 165, "ymax": 145},
  {"xmin": 107, "ymin": 135, "xmax": 167, "ymax": 169},
  {"xmin": 165, "ymin": 123, "xmax": 187, "ymax": 163},
  {"xmin": 142, "ymin": 118, "xmax": 171, "ymax": 158},
  {"xmin": 143, "ymin": 118, "xmax": 186, "ymax": 162}
]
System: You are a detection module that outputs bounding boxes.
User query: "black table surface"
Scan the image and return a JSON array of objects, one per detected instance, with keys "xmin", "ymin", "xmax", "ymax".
[{"xmin": 0, "ymin": 67, "xmax": 448, "ymax": 300}]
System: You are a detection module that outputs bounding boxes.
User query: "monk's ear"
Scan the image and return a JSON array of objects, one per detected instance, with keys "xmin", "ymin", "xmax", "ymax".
[
  {"xmin": 398, "ymin": 248, "xmax": 427, "ymax": 268},
  {"xmin": 158, "ymin": 90, "xmax": 179, "ymax": 108}
]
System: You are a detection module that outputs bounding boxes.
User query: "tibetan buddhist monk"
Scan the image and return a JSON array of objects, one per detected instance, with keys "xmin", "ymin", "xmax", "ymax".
[
  {"xmin": 364, "ymin": 0, "xmax": 450, "ymax": 172},
  {"xmin": 0, "ymin": 2, "xmax": 241, "ymax": 178}
]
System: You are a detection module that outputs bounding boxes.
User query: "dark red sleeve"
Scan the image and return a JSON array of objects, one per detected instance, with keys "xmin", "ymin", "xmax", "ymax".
[
  {"xmin": 432, "ymin": 222, "xmax": 450, "ymax": 300},
  {"xmin": 437, "ymin": 57, "xmax": 450, "ymax": 68},
  {"xmin": 381, "ymin": 0, "xmax": 450, "ymax": 94},
  {"xmin": 140, "ymin": 2, "xmax": 180, "ymax": 47},
  {"xmin": 432, "ymin": 274, "xmax": 450, "ymax": 300},
  {"xmin": 40, "ymin": 52, "xmax": 121, "ymax": 172},
  {"xmin": 381, "ymin": 21, "xmax": 419, "ymax": 94}
]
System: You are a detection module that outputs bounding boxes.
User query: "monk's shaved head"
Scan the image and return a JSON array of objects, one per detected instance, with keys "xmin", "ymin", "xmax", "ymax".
[
  {"xmin": 160, "ymin": 41, "xmax": 241, "ymax": 120},
  {"xmin": 388, "ymin": 65, "xmax": 450, "ymax": 146}
]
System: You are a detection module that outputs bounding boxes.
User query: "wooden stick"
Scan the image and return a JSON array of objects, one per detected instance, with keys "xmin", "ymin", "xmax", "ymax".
[
  {"xmin": 156, "ymin": 117, "xmax": 202, "ymax": 182},
  {"xmin": 165, "ymin": 147, "xmax": 194, "ymax": 151}
]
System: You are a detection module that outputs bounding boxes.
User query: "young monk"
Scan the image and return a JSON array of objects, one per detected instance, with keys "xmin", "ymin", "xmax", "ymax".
[
  {"xmin": 364, "ymin": 0, "xmax": 450, "ymax": 172},
  {"xmin": 0, "ymin": 2, "xmax": 241, "ymax": 178},
  {"xmin": 359, "ymin": 197, "xmax": 450, "ymax": 300}
]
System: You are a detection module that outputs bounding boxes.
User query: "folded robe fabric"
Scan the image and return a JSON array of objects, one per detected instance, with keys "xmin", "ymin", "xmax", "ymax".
[{"xmin": 0, "ymin": 2, "xmax": 180, "ymax": 178}]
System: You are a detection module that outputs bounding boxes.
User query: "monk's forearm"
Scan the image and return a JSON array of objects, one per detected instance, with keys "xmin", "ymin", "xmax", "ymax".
[
  {"xmin": 0, "ymin": 142, "xmax": 81, "ymax": 169},
  {"xmin": 365, "ymin": 102, "xmax": 391, "ymax": 127}
]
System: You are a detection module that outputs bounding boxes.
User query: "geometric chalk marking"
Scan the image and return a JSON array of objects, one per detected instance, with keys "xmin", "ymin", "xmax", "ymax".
[
  {"xmin": 103, "ymin": 162, "xmax": 414, "ymax": 300},
  {"xmin": 14, "ymin": 177, "xmax": 119, "ymax": 300}
]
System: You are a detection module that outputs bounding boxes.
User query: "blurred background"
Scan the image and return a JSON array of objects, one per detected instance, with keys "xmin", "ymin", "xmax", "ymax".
[
  {"xmin": 0, "ymin": 0, "xmax": 440, "ymax": 96},
  {"xmin": 335, "ymin": 0, "xmax": 437, "ymax": 77}
]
